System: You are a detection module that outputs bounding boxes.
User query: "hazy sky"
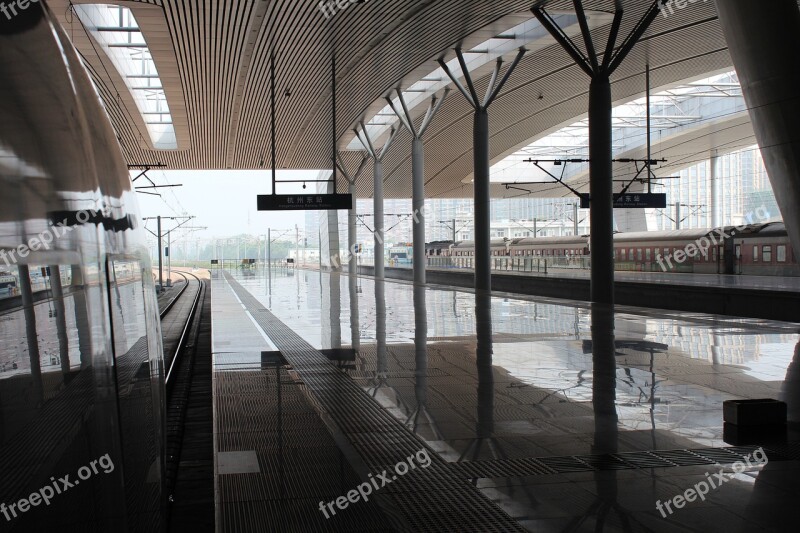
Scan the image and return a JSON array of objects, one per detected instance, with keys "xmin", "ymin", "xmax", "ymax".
[{"xmin": 134, "ymin": 169, "xmax": 326, "ymax": 242}]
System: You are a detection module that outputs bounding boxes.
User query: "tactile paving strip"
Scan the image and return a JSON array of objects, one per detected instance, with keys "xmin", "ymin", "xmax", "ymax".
[
  {"xmin": 223, "ymin": 273, "xmax": 526, "ymax": 532},
  {"xmin": 447, "ymin": 445, "xmax": 791, "ymax": 478}
]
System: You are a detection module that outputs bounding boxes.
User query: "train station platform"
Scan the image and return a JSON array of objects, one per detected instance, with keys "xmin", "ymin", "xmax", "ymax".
[
  {"xmin": 354, "ymin": 265, "xmax": 800, "ymax": 322},
  {"xmin": 210, "ymin": 267, "xmax": 800, "ymax": 532}
]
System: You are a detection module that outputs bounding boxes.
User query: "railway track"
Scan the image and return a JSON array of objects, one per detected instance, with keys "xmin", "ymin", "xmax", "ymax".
[
  {"xmin": 159, "ymin": 271, "xmax": 204, "ymax": 388},
  {"xmin": 158, "ymin": 270, "xmax": 212, "ymax": 530}
]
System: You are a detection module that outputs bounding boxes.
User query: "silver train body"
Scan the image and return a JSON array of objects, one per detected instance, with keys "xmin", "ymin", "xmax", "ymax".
[{"xmin": 0, "ymin": 5, "xmax": 165, "ymax": 532}]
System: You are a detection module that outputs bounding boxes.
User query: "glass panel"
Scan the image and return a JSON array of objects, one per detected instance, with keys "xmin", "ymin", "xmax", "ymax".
[
  {"xmin": 777, "ymin": 245, "xmax": 787, "ymax": 263},
  {"xmin": 106, "ymin": 256, "xmax": 163, "ymax": 530},
  {"xmin": 0, "ymin": 261, "xmax": 127, "ymax": 529}
]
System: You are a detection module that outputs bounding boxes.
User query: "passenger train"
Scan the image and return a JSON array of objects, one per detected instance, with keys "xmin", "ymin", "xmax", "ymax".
[
  {"xmin": 428, "ymin": 223, "xmax": 799, "ymax": 276},
  {"xmin": 1, "ymin": 4, "xmax": 165, "ymax": 532}
]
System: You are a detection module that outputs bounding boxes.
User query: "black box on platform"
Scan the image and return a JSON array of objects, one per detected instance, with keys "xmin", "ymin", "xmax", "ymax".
[
  {"xmin": 723, "ymin": 422, "xmax": 786, "ymax": 445},
  {"xmin": 723, "ymin": 399, "xmax": 787, "ymax": 426}
]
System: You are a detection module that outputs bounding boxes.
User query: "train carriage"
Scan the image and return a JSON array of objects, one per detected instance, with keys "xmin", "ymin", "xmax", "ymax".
[
  {"xmin": 613, "ymin": 229, "xmax": 714, "ymax": 273},
  {"xmin": 429, "ymin": 223, "xmax": 798, "ymax": 276},
  {"xmin": 0, "ymin": 5, "xmax": 166, "ymax": 530}
]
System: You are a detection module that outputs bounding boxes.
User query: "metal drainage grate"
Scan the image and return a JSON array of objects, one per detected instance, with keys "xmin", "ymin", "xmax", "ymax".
[{"xmin": 447, "ymin": 445, "xmax": 792, "ymax": 479}]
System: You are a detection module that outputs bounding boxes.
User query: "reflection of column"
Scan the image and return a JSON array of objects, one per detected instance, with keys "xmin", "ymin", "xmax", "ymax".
[
  {"xmin": 375, "ymin": 277, "xmax": 387, "ymax": 376},
  {"xmin": 591, "ymin": 303, "xmax": 618, "ymax": 455},
  {"xmin": 349, "ymin": 270, "xmax": 360, "ymax": 353},
  {"xmin": 748, "ymin": 339, "xmax": 800, "ymax": 528},
  {"xmin": 711, "ymin": 333, "xmax": 723, "ymax": 365},
  {"xmin": 19, "ymin": 265, "xmax": 43, "ymax": 404},
  {"xmin": 475, "ymin": 291, "xmax": 494, "ymax": 439},
  {"xmin": 413, "ymin": 282, "xmax": 428, "ymax": 410},
  {"xmin": 780, "ymin": 340, "xmax": 800, "ymax": 423},
  {"xmin": 49, "ymin": 265, "xmax": 70, "ymax": 375},
  {"xmin": 329, "ymin": 272, "xmax": 341, "ymax": 348},
  {"xmin": 585, "ymin": 301, "xmax": 626, "ymax": 533},
  {"xmin": 70, "ymin": 265, "xmax": 91, "ymax": 368}
]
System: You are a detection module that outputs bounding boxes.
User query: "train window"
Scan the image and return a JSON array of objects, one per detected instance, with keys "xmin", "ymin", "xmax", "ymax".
[
  {"xmin": 777, "ymin": 245, "xmax": 787, "ymax": 262},
  {"xmin": 646, "ymin": 249, "xmax": 651, "ymax": 262},
  {"xmin": 763, "ymin": 245, "xmax": 772, "ymax": 263},
  {"xmin": 628, "ymin": 249, "xmax": 634, "ymax": 261},
  {"xmin": 713, "ymin": 247, "xmax": 717, "ymax": 261},
  {"xmin": 637, "ymin": 249, "xmax": 643, "ymax": 262},
  {"xmin": 0, "ymin": 264, "xmax": 80, "ymax": 378},
  {"xmin": 736, "ymin": 244, "xmax": 742, "ymax": 259},
  {"xmin": 664, "ymin": 248, "xmax": 669, "ymax": 259},
  {"xmin": 753, "ymin": 245, "xmax": 759, "ymax": 262}
]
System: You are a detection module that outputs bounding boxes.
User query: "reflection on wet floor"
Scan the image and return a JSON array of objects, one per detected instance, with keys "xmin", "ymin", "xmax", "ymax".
[{"xmin": 215, "ymin": 267, "xmax": 800, "ymax": 531}]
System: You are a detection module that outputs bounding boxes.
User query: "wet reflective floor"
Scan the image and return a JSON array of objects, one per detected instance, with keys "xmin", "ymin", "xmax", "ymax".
[{"xmin": 212, "ymin": 267, "xmax": 800, "ymax": 532}]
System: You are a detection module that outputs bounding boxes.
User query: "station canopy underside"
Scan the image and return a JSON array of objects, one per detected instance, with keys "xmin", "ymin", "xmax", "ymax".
[{"xmin": 49, "ymin": 0, "xmax": 737, "ymax": 199}]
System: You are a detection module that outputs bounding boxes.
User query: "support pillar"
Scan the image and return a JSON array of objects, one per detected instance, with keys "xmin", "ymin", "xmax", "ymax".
[
  {"xmin": 349, "ymin": 180, "xmax": 358, "ymax": 274},
  {"xmin": 386, "ymin": 89, "xmax": 448, "ymax": 287},
  {"xmin": 373, "ymin": 159, "xmax": 385, "ymax": 280},
  {"xmin": 411, "ymin": 138, "xmax": 426, "ymax": 284},
  {"xmin": 532, "ymin": 0, "xmax": 664, "ymax": 304},
  {"xmin": 589, "ymin": 75, "xmax": 614, "ymax": 305},
  {"xmin": 473, "ymin": 109, "xmax": 491, "ymax": 293},
  {"xmin": 157, "ymin": 215, "xmax": 163, "ymax": 292},
  {"xmin": 336, "ymin": 152, "xmax": 369, "ymax": 276},
  {"xmin": 574, "ymin": 203, "xmax": 580, "ymax": 236},
  {"xmin": 439, "ymin": 48, "xmax": 527, "ymax": 293},
  {"xmin": 710, "ymin": 151, "xmax": 721, "ymax": 227},
  {"xmin": 716, "ymin": 0, "xmax": 800, "ymax": 260},
  {"xmin": 354, "ymin": 124, "xmax": 400, "ymax": 281},
  {"xmin": 614, "ymin": 180, "xmax": 651, "ymax": 232}
]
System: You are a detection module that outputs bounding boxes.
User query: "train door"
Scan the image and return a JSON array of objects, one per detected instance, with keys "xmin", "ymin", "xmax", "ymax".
[{"xmin": 723, "ymin": 236, "xmax": 736, "ymax": 275}]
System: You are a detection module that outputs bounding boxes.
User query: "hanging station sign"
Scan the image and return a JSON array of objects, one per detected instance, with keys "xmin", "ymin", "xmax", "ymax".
[
  {"xmin": 257, "ymin": 194, "xmax": 353, "ymax": 211},
  {"xmin": 579, "ymin": 193, "xmax": 667, "ymax": 209}
]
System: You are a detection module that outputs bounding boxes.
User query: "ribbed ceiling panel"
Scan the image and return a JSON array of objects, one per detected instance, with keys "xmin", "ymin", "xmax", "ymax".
[{"xmin": 50, "ymin": 0, "xmax": 730, "ymax": 199}]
